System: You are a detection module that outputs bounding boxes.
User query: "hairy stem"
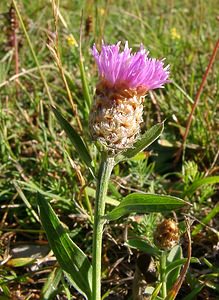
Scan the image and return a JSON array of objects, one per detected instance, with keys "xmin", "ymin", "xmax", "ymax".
[{"xmin": 92, "ymin": 153, "xmax": 114, "ymax": 300}]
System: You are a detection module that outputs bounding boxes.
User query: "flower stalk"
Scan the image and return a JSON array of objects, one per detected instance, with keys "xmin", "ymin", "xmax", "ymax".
[
  {"xmin": 160, "ymin": 250, "xmax": 167, "ymax": 298},
  {"xmin": 92, "ymin": 153, "xmax": 114, "ymax": 300}
]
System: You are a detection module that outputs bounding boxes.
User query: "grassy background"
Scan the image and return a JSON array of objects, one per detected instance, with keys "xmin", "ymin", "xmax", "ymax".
[{"xmin": 0, "ymin": 0, "xmax": 218, "ymax": 299}]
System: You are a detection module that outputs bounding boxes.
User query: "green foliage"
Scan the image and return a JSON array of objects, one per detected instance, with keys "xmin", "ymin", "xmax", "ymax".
[
  {"xmin": 121, "ymin": 122, "xmax": 164, "ymax": 160},
  {"xmin": 52, "ymin": 106, "xmax": 95, "ymax": 177},
  {"xmin": 132, "ymin": 213, "xmax": 159, "ymax": 242},
  {"xmin": 126, "ymin": 238, "xmax": 161, "ymax": 257},
  {"xmin": 41, "ymin": 268, "xmax": 63, "ymax": 300},
  {"xmin": 166, "ymin": 246, "xmax": 183, "ymax": 290},
  {"xmin": 0, "ymin": 0, "xmax": 218, "ymax": 298},
  {"xmin": 106, "ymin": 193, "xmax": 188, "ymax": 221},
  {"xmin": 182, "ymin": 176, "xmax": 219, "ymax": 198},
  {"xmin": 37, "ymin": 194, "xmax": 92, "ymax": 299}
]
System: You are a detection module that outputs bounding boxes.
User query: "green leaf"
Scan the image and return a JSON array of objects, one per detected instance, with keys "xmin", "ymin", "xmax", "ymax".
[
  {"xmin": 167, "ymin": 245, "xmax": 182, "ymax": 264},
  {"xmin": 151, "ymin": 283, "xmax": 162, "ymax": 300},
  {"xmin": 85, "ymin": 186, "xmax": 120, "ymax": 206},
  {"xmin": 125, "ymin": 238, "xmax": 160, "ymax": 256},
  {"xmin": 182, "ymin": 176, "xmax": 219, "ymax": 197},
  {"xmin": 122, "ymin": 122, "xmax": 164, "ymax": 159},
  {"xmin": 37, "ymin": 194, "xmax": 92, "ymax": 300},
  {"xmin": 182, "ymin": 284, "xmax": 204, "ymax": 300},
  {"xmin": 41, "ymin": 268, "xmax": 62, "ymax": 300},
  {"xmin": 166, "ymin": 246, "xmax": 182, "ymax": 290},
  {"xmin": 166, "ymin": 257, "xmax": 200, "ymax": 276},
  {"xmin": 106, "ymin": 193, "xmax": 189, "ymax": 221},
  {"xmin": 52, "ymin": 106, "xmax": 95, "ymax": 177},
  {"xmin": 192, "ymin": 203, "xmax": 219, "ymax": 236}
]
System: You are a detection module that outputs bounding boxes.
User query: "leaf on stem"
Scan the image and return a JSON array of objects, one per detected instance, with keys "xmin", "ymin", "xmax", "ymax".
[
  {"xmin": 165, "ymin": 257, "xmax": 200, "ymax": 276},
  {"xmin": 125, "ymin": 238, "xmax": 161, "ymax": 256},
  {"xmin": 106, "ymin": 193, "xmax": 189, "ymax": 221},
  {"xmin": 85, "ymin": 186, "xmax": 120, "ymax": 207},
  {"xmin": 166, "ymin": 246, "xmax": 182, "ymax": 290},
  {"xmin": 52, "ymin": 106, "xmax": 95, "ymax": 177},
  {"xmin": 121, "ymin": 122, "xmax": 164, "ymax": 160},
  {"xmin": 37, "ymin": 194, "xmax": 92, "ymax": 300}
]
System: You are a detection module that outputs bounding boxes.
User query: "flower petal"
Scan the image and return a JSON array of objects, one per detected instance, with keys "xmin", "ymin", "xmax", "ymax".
[{"xmin": 92, "ymin": 42, "xmax": 170, "ymax": 91}]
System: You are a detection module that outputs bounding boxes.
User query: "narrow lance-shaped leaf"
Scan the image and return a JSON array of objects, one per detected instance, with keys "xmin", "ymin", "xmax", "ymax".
[
  {"xmin": 37, "ymin": 194, "xmax": 92, "ymax": 300},
  {"xmin": 166, "ymin": 246, "xmax": 182, "ymax": 291},
  {"xmin": 126, "ymin": 238, "xmax": 161, "ymax": 256},
  {"xmin": 182, "ymin": 176, "xmax": 219, "ymax": 197},
  {"xmin": 123, "ymin": 122, "xmax": 164, "ymax": 159},
  {"xmin": 192, "ymin": 203, "xmax": 219, "ymax": 236},
  {"xmin": 41, "ymin": 267, "xmax": 63, "ymax": 300},
  {"xmin": 106, "ymin": 193, "xmax": 189, "ymax": 221},
  {"xmin": 165, "ymin": 257, "xmax": 200, "ymax": 276},
  {"xmin": 52, "ymin": 106, "xmax": 95, "ymax": 177},
  {"xmin": 85, "ymin": 186, "xmax": 120, "ymax": 207}
]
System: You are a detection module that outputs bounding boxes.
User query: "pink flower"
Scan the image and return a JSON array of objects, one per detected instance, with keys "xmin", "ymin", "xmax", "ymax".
[{"xmin": 92, "ymin": 41, "xmax": 170, "ymax": 93}]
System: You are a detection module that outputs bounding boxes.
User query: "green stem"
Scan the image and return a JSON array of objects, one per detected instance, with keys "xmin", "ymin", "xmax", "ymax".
[
  {"xmin": 92, "ymin": 153, "xmax": 114, "ymax": 300},
  {"xmin": 160, "ymin": 250, "xmax": 167, "ymax": 299}
]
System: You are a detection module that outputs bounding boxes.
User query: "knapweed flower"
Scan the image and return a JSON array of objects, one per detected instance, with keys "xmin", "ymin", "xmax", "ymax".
[{"xmin": 89, "ymin": 41, "xmax": 170, "ymax": 153}]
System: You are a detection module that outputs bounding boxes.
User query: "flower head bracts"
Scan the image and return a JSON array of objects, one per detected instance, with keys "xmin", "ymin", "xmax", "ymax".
[
  {"xmin": 92, "ymin": 41, "xmax": 170, "ymax": 93},
  {"xmin": 90, "ymin": 41, "xmax": 170, "ymax": 152}
]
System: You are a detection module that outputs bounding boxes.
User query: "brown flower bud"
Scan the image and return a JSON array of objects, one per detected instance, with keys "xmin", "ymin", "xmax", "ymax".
[{"xmin": 154, "ymin": 219, "xmax": 179, "ymax": 250}]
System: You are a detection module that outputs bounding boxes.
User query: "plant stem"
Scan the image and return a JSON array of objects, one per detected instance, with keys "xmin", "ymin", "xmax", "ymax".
[
  {"xmin": 160, "ymin": 250, "xmax": 167, "ymax": 299},
  {"xmin": 92, "ymin": 153, "xmax": 114, "ymax": 300}
]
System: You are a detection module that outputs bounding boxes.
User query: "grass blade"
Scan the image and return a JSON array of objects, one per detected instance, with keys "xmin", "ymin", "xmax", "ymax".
[
  {"xmin": 182, "ymin": 284, "xmax": 205, "ymax": 300},
  {"xmin": 13, "ymin": 180, "xmax": 40, "ymax": 223},
  {"xmin": 183, "ymin": 176, "xmax": 219, "ymax": 197},
  {"xmin": 166, "ymin": 257, "xmax": 200, "ymax": 276},
  {"xmin": 41, "ymin": 268, "xmax": 62, "ymax": 300},
  {"xmin": 79, "ymin": 56, "xmax": 92, "ymax": 111},
  {"xmin": 192, "ymin": 203, "xmax": 219, "ymax": 236},
  {"xmin": 12, "ymin": 0, "xmax": 54, "ymax": 105}
]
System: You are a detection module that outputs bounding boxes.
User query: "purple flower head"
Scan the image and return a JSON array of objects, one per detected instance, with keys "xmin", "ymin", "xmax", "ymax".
[{"xmin": 92, "ymin": 41, "xmax": 170, "ymax": 93}]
